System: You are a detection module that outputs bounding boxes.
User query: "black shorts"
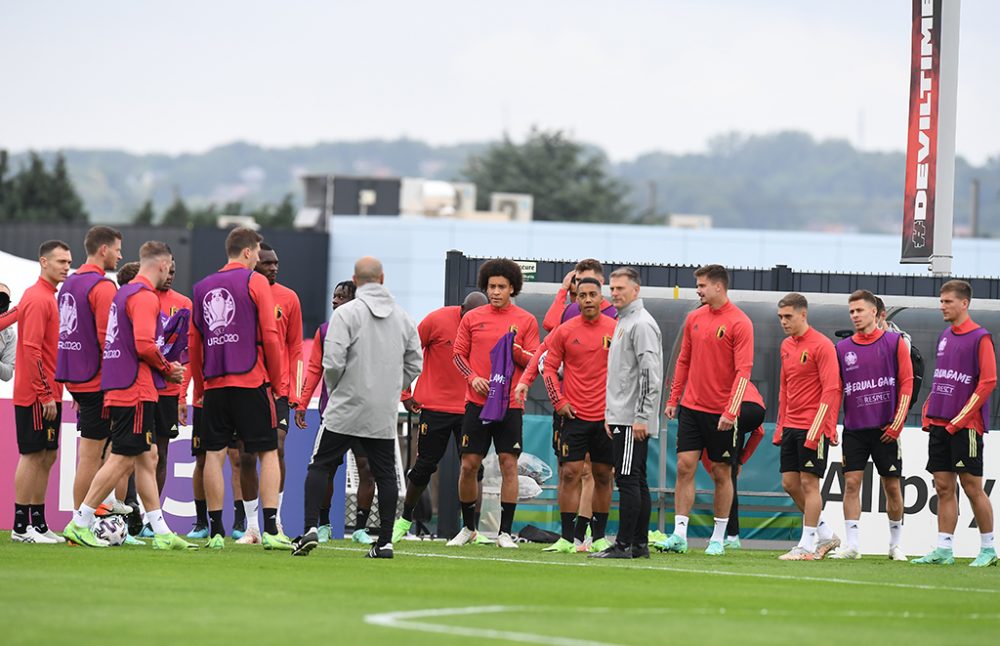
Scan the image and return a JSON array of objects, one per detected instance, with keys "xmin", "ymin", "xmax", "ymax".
[
  {"xmin": 842, "ymin": 428, "xmax": 902, "ymax": 477},
  {"xmin": 559, "ymin": 418, "xmax": 613, "ymax": 465},
  {"xmin": 71, "ymin": 391, "xmax": 109, "ymax": 441},
  {"xmin": 108, "ymin": 403, "xmax": 156, "ymax": 457},
  {"xmin": 779, "ymin": 428, "xmax": 826, "ymax": 477},
  {"xmin": 275, "ymin": 396, "xmax": 290, "ymax": 435},
  {"xmin": 676, "ymin": 406, "xmax": 739, "ymax": 463},
  {"xmin": 203, "ymin": 385, "xmax": 278, "ymax": 454},
  {"xmin": 460, "ymin": 402, "xmax": 523, "ymax": 456},
  {"xmin": 407, "ymin": 409, "xmax": 464, "ymax": 485},
  {"xmin": 191, "ymin": 406, "xmax": 206, "ymax": 456},
  {"xmin": 154, "ymin": 394, "xmax": 180, "ymax": 440},
  {"xmin": 14, "ymin": 402, "xmax": 62, "ymax": 454},
  {"xmin": 551, "ymin": 411, "xmax": 563, "ymax": 457},
  {"xmin": 926, "ymin": 425, "xmax": 984, "ymax": 477}
]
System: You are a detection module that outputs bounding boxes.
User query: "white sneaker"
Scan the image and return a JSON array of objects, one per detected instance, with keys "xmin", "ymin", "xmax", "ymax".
[
  {"xmin": 778, "ymin": 546, "xmax": 816, "ymax": 561},
  {"xmin": 37, "ymin": 528, "xmax": 66, "ymax": 544},
  {"xmin": 23, "ymin": 527, "xmax": 60, "ymax": 544},
  {"xmin": 828, "ymin": 546, "xmax": 862, "ymax": 560},
  {"xmin": 446, "ymin": 527, "xmax": 477, "ymax": 547},
  {"xmin": 235, "ymin": 526, "xmax": 261, "ymax": 545},
  {"xmin": 496, "ymin": 532, "xmax": 518, "ymax": 549},
  {"xmin": 889, "ymin": 545, "xmax": 909, "ymax": 562},
  {"xmin": 11, "ymin": 530, "xmax": 37, "ymax": 543}
]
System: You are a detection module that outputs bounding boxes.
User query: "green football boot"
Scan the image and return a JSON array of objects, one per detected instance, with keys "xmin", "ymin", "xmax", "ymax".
[
  {"xmin": 153, "ymin": 532, "xmax": 199, "ymax": 550},
  {"xmin": 969, "ymin": 547, "xmax": 998, "ymax": 568},
  {"xmin": 391, "ymin": 518, "xmax": 412, "ymax": 544},
  {"xmin": 705, "ymin": 540, "xmax": 725, "ymax": 556},
  {"xmin": 723, "ymin": 537, "xmax": 741, "ymax": 550},
  {"xmin": 652, "ymin": 533, "xmax": 688, "ymax": 554},
  {"xmin": 317, "ymin": 524, "xmax": 333, "ymax": 543},
  {"xmin": 206, "ymin": 535, "xmax": 225, "ymax": 550},
  {"xmin": 912, "ymin": 547, "xmax": 955, "ymax": 565},
  {"xmin": 474, "ymin": 531, "xmax": 493, "ymax": 545},
  {"xmin": 262, "ymin": 532, "xmax": 294, "ymax": 551},
  {"xmin": 589, "ymin": 537, "xmax": 613, "ymax": 553},
  {"xmin": 542, "ymin": 538, "xmax": 575, "ymax": 553},
  {"xmin": 63, "ymin": 521, "xmax": 109, "ymax": 548}
]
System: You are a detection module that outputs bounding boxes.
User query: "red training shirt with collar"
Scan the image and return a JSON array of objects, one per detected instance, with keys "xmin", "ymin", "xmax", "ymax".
[
  {"xmin": 104, "ymin": 275, "xmax": 174, "ymax": 407},
  {"xmin": 65, "ymin": 264, "xmax": 118, "ymax": 394},
  {"xmin": 408, "ymin": 306, "xmax": 467, "ymax": 415},
  {"xmin": 270, "ymin": 281, "xmax": 303, "ymax": 401},
  {"xmin": 921, "ymin": 317, "xmax": 997, "ymax": 435},
  {"xmin": 776, "ymin": 326, "xmax": 842, "ymax": 449},
  {"xmin": 156, "ymin": 287, "xmax": 192, "ymax": 401},
  {"xmin": 13, "ymin": 277, "xmax": 62, "ymax": 406},
  {"xmin": 531, "ymin": 313, "xmax": 616, "ymax": 421},
  {"xmin": 189, "ymin": 262, "xmax": 283, "ymax": 393},
  {"xmin": 668, "ymin": 300, "xmax": 754, "ymax": 423},
  {"xmin": 453, "ymin": 302, "xmax": 539, "ymax": 409}
]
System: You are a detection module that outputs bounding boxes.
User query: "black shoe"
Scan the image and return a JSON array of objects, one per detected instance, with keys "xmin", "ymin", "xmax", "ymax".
[
  {"xmin": 291, "ymin": 530, "xmax": 318, "ymax": 557},
  {"xmin": 632, "ymin": 543, "xmax": 650, "ymax": 559},
  {"xmin": 126, "ymin": 509, "xmax": 143, "ymax": 536},
  {"xmin": 588, "ymin": 543, "xmax": 633, "ymax": 559},
  {"xmin": 366, "ymin": 542, "xmax": 394, "ymax": 559}
]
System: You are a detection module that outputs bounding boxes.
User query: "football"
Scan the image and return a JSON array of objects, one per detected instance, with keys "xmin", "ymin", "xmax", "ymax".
[{"xmin": 93, "ymin": 515, "xmax": 129, "ymax": 546}]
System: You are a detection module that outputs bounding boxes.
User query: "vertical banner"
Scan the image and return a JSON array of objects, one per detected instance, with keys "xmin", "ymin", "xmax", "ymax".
[{"xmin": 900, "ymin": 0, "xmax": 942, "ymax": 263}]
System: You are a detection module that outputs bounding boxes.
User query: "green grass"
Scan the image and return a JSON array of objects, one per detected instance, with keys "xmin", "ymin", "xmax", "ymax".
[{"xmin": 2, "ymin": 532, "xmax": 998, "ymax": 645}]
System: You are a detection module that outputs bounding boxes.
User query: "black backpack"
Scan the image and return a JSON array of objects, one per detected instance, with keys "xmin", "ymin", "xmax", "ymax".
[{"xmin": 908, "ymin": 342, "xmax": 925, "ymax": 413}]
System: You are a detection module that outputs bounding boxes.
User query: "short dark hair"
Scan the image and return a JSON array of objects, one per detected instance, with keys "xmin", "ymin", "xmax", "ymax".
[
  {"xmin": 39, "ymin": 240, "xmax": 70, "ymax": 258},
  {"xmin": 477, "ymin": 259, "xmax": 523, "ymax": 296},
  {"xmin": 574, "ymin": 258, "xmax": 604, "ymax": 278},
  {"xmin": 259, "ymin": 242, "xmax": 274, "ymax": 252},
  {"xmin": 941, "ymin": 279, "xmax": 972, "ymax": 302},
  {"xmin": 84, "ymin": 226, "xmax": 122, "ymax": 256},
  {"xmin": 874, "ymin": 296, "xmax": 886, "ymax": 316},
  {"xmin": 139, "ymin": 241, "xmax": 172, "ymax": 263},
  {"xmin": 334, "ymin": 280, "xmax": 356, "ymax": 300},
  {"xmin": 117, "ymin": 261, "xmax": 140, "ymax": 286},
  {"xmin": 848, "ymin": 289, "xmax": 878, "ymax": 308},
  {"xmin": 225, "ymin": 227, "xmax": 263, "ymax": 259},
  {"xmin": 694, "ymin": 264, "xmax": 729, "ymax": 289},
  {"xmin": 576, "ymin": 277, "xmax": 601, "ymax": 290},
  {"xmin": 609, "ymin": 266, "xmax": 640, "ymax": 286},
  {"xmin": 778, "ymin": 292, "xmax": 808, "ymax": 310}
]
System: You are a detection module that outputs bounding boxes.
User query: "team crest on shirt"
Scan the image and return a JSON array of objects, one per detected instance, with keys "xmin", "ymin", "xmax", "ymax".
[
  {"xmin": 800, "ymin": 351, "xmax": 809, "ymax": 364},
  {"xmin": 58, "ymin": 293, "xmax": 78, "ymax": 338},
  {"xmin": 169, "ymin": 306, "xmax": 179, "ymax": 316},
  {"xmin": 508, "ymin": 325, "xmax": 518, "ymax": 334},
  {"xmin": 203, "ymin": 288, "xmax": 236, "ymax": 334},
  {"xmin": 716, "ymin": 325, "xmax": 726, "ymax": 339},
  {"xmin": 602, "ymin": 335, "xmax": 612, "ymax": 349},
  {"xmin": 275, "ymin": 304, "xmax": 283, "ymax": 320}
]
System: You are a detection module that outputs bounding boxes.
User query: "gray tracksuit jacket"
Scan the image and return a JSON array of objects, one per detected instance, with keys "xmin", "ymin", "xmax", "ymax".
[
  {"xmin": 604, "ymin": 298, "xmax": 663, "ymax": 437},
  {"xmin": 322, "ymin": 282, "xmax": 422, "ymax": 439}
]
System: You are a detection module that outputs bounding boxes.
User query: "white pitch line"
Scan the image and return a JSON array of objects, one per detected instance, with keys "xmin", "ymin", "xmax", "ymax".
[
  {"xmin": 364, "ymin": 605, "xmax": 621, "ymax": 646},
  {"xmin": 321, "ymin": 545, "xmax": 1000, "ymax": 595}
]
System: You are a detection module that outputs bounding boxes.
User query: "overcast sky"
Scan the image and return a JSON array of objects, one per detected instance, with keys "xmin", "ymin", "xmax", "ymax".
[{"xmin": 2, "ymin": 0, "xmax": 997, "ymax": 163}]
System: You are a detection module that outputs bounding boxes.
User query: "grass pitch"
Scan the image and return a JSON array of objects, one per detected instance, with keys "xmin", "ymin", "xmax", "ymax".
[{"xmin": 2, "ymin": 532, "xmax": 997, "ymax": 645}]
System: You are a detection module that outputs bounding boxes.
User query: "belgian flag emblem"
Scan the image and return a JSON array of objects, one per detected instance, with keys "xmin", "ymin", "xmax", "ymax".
[
  {"xmin": 716, "ymin": 325, "xmax": 726, "ymax": 339},
  {"xmin": 420, "ymin": 423, "xmax": 428, "ymax": 436},
  {"xmin": 508, "ymin": 325, "xmax": 518, "ymax": 334},
  {"xmin": 274, "ymin": 304, "xmax": 284, "ymax": 320},
  {"xmin": 169, "ymin": 306, "xmax": 179, "ymax": 316},
  {"xmin": 145, "ymin": 431, "xmax": 153, "ymax": 446},
  {"xmin": 800, "ymin": 351, "xmax": 809, "ymax": 364},
  {"xmin": 561, "ymin": 443, "xmax": 569, "ymax": 458},
  {"xmin": 47, "ymin": 427, "xmax": 56, "ymax": 442},
  {"xmin": 193, "ymin": 436, "xmax": 200, "ymax": 449},
  {"xmin": 462, "ymin": 434, "xmax": 470, "ymax": 447},
  {"xmin": 602, "ymin": 335, "xmax": 612, "ymax": 349}
]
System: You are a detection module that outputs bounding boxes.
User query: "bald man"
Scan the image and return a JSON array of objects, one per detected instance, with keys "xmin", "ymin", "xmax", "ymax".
[
  {"xmin": 293, "ymin": 257, "xmax": 422, "ymax": 558},
  {"xmin": 393, "ymin": 291, "xmax": 488, "ymax": 542}
]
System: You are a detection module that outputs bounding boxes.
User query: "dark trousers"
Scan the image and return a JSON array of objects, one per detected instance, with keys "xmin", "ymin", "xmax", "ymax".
[
  {"xmin": 304, "ymin": 430, "xmax": 397, "ymax": 546},
  {"xmin": 727, "ymin": 402, "xmax": 766, "ymax": 536},
  {"xmin": 611, "ymin": 425, "xmax": 650, "ymax": 547}
]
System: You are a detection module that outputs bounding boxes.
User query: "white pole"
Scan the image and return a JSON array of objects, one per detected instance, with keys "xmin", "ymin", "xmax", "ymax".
[{"xmin": 931, "ymin": 0, "xmax": 960, "ymax": 276}]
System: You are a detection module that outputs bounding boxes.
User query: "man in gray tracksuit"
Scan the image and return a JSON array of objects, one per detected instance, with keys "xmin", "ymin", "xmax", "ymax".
[
  {"xmin": 592, "ymin": 267, "xmax": 663, "ymax": 559},
  {"xmin": 293, "ymin": 256, "xmax": 422, "ymax": 558}
]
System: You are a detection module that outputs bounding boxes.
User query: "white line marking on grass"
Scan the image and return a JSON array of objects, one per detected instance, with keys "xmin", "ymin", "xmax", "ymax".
[
  {"xmin": 364, "ymin": 605, "xmax": 621, "ymax": 646},
  {"xmin": 364, "ymin": 604, "xmax": 1000, "ymax": 644},
  {"xmin": 322, "ymin": 545, "xmax": 1000, "ymax": 595}
]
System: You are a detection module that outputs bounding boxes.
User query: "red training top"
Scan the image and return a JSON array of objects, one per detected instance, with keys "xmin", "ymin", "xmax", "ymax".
[
  {"xmin": 542, "ymin": 288, "xmax": 614, "ymax": 332},
  {"xmin": 530, "ymin": 313, "xmax": 616, "ymax": 421},
  {"xmin": 271, "ymin": 281, "xmax": 303, "ymax": 400},
  {"xmin": 189, "ymin": 263, "xmax": 283, "ymax": 393},
  {"xmin": 13, "ymin": 277, "xmax": 62, "ymax": 406},
  {"xmin": 156, "ymin": 287, "xmax": 192, "ymax": 401},
  {"xmin": 409, "ymin": 306, "xmax": 467, "ymax": 415},
  {"xmin": 922, "ymin": 318, "xmax": 997, "ymax": 435},
  {"xmin": 668, "ymin": 300, "xmax": 754, "ymax": 423},
  {"xmin": 297, "ymin": 325, "xmax": 325, "ymax": 409},
  {"xmin": 776, "ymin": 326, "xmax": 842, "ymax": 449},
  {"xmin": 454, "ymin": 302, "xmax": 539, "ymax": 409},
  {"xmin": 66, "ymin": 264, "xmax": 118, "ymax": 394},
  {"xmin": 104, "ymin": 275, "xmax": 174, "ymax": 407}
]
